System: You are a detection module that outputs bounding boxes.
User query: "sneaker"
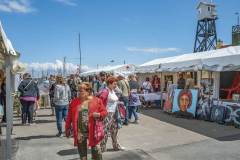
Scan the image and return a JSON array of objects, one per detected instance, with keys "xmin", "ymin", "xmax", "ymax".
[
  {"xmin": 114, "ymin": 144, "xmax": 125, "ymax": 151},
  {"xmin": 56, "ymin": 133, "xmax": 63, "ymax": 137},
  {"xmin": 28, "ymin": 123, "xmax": 36, "ymax": 126}
]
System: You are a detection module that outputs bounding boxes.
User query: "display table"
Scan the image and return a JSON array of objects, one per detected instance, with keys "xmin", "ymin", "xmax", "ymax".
[
  {"xmin": 138, "ymin": 92, "xmax": 167, "ymax": 101},
  {"xmin": 138, "ymin": 93, "xmax": 160, "ymax": 101},
  {"xmin": 137, "ymin": 92, "xmax": 167, "ymax": 108}
]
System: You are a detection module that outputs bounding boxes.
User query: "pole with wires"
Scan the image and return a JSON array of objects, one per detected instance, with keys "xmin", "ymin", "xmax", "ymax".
[{"xmin": 78, "ymin": 33, "xmax": 82, "ymax": 74}]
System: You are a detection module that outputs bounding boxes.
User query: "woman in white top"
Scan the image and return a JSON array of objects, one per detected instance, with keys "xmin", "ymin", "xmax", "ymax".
[
  {"xmin": 99, "ymin": 76, "xmax": 122, "ymax": 152},
  {"xmin": 142, "ymin": 77, "xmax": 153, "ymax": 93},
  {"xmin": 53, "ymin": 76, "xmax": 71, "ymax": 137}
]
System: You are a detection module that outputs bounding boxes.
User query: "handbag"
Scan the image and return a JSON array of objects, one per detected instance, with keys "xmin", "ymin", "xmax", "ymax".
[
  {"xmin": 94, "ymin": 119, "xmax": 105, "ymax": 144},
  {"xmin": 118, "ymin": 103, "xmax": 126, "ymax": 121}
]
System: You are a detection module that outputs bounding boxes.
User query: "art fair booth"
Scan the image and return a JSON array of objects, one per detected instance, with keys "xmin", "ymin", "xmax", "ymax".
[{"xmin": 136, "ymin": 46, "xmax": 240, "ymax": 127}]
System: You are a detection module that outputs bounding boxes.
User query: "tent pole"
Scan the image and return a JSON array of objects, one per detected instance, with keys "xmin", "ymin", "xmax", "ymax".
[
  {"xmin": 160, "ymin": 72, "xmax": 164, "ymax": 109},
  {"xmin": 5, "ymin": 55, "xmax": 13, "ymax": 160}
]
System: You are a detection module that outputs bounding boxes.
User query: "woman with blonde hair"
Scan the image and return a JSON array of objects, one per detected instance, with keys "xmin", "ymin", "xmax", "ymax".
[
  {"xmin": 65, "ymin": 82, "xmax": 107, "ymax": 160},
  {"xmin": 54, "ymin": 76, "xmax": 71, "ymax": 137}
]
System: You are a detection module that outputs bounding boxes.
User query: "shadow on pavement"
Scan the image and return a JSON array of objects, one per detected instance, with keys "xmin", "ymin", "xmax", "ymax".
[
  {"xmin": 16, "ymin": 135, "xmax": 57, "ymax": 140},
  {"xmin": 104, "ymin": 149, "xmax": 156, "ymax": 160},
  {"xmin": 36, "ymin": 114, "xmax": 55, "ymax": 118},
  {"xmin": 57, "ymin": 148, "xmax": 78, "ymax": 156},
  {"xmin": 34, "ymin": 119, "xmax": 56, "ymax": 124},
  {"xmin": 142, "ymin": 109, "xmax": 240, "ymax": 141}
]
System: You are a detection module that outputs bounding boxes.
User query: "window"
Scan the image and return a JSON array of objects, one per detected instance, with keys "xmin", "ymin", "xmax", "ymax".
[{"xmin": 208, "ymin": 7, "xmax": 211, "ymax": 12}]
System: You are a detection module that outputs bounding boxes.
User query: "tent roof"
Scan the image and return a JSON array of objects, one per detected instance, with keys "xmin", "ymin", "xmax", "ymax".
[
  {"xmin": 137, "ymin": 46, "xmax": 240, "ymax": 73},
  {"xmin": 0, "ymin": 21, "xmax": 17, "ymax": 57},
  {"xmin": 81, "ymin": 64, "xmax": 135, "ymax": 76}
]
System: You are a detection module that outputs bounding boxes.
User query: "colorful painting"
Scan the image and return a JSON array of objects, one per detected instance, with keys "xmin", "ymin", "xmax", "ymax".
[
  {"xmin": 196, "ymin": 97, "xmax": 212, "ymax": 121},
  {"xmin": 163, "ymin": 84, "xmax": 177, "ymax": 113},
  {"xmin": 224, "ymin": 104, "xmax": 240, "ymax": 126},
  {"xmin": 172, "ymin": 89, "xmax": 198, "ymax": 118}
]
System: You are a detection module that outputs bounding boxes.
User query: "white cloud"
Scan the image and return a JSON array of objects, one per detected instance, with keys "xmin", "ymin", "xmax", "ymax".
[
  {"xmin": 0, "ymin": 0, "xmax": 35, "ymax": 13},
  {"xmin": 54, "ymin": 0, "xmax": 77, "ymax": 6},
  {"xmin": 126, "ymin": 47, "xmax": 180, "ymax": 53},
  {"xmin": 26, "ymin": 59, "xmax": 90, "ymax": 77}
]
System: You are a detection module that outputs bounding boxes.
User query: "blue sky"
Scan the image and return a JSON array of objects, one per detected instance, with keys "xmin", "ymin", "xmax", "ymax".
[{"xmin": 0, "ymin": 0, "xmax": 240, "ymax": 69}]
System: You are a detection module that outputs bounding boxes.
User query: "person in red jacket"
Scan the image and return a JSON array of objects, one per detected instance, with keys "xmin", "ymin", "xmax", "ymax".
[{"xmin": 65, "ymin": 82, "xmax": 107, "ymax": 160}]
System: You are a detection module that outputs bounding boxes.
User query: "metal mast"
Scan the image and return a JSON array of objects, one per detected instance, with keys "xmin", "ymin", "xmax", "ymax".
[{"xmin": 194, "ymin": 1, "xmax": 218, "ymax": 52}]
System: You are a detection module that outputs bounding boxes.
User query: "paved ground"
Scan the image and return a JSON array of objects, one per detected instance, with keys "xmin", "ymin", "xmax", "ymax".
[{"xmin": 0, "ymin": 108, "xmax": 240, "ymax": 160}]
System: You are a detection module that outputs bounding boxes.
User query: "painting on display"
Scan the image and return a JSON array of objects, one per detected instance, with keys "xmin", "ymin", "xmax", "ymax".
[
  {"xmin": 163, "ymin": 84, "xmax": 177, "ymax": 113},
  {"xmin": 224, "ymin": 104, "xmax": 240, "ymax": 127},
  {"xmin": 172, "ymin": 89, "xmax": 198, "ymax": 118},
  {"xmin": 196, "ymin": 97, "xmax": 212, "ymax": 121}
]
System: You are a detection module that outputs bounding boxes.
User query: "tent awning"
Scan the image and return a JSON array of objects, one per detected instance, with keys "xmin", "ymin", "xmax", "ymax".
[{"xmin": 137, "ymin": 46, "xmax": 240, "ymax": 73}]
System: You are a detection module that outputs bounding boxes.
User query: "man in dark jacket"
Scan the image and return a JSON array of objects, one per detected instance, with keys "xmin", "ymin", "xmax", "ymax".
[
  {"xmin": 177, "ymin": 74, "xmax": 186, "ymax": 89},
  {"xmin": 18, "ymin": 73, "xmax": 39, "ymax": 125}
]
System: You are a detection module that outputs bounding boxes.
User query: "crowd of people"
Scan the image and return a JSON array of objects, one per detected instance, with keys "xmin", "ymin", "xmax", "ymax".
[{"xmin": 0, "ymin": 71, "xmax": 143, "ymax": 160}]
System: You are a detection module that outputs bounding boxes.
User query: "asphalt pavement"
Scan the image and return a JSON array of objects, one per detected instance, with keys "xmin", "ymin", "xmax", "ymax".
[{"xmin": 0, "ymin": 108, "xmax": 240, "ymax": 160}]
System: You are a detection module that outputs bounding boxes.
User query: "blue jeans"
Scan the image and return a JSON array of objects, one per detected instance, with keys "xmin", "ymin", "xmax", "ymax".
[
  {"xmin": 55, "ymin": 105, "xmax": 68, "ymax": 134},
  {"xmin": 129, "ymin": 106, "xmax": 139, "ymax": 121},
  {"xmin": 121, "ymin": 96, "xmax": 129, "ymax": 124},
  {"xmin": 20, "ymin": 100, "xmax": 35, "ymax": 124}
]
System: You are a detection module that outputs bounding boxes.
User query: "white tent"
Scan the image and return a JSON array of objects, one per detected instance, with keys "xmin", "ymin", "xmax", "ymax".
[
  {"xmin": 136, "ymin": 46, "xmax": 240, "ymax": 73},
  {"xmin": 81, "ymin": 64, "xmax": 135, "ymax": 77}
]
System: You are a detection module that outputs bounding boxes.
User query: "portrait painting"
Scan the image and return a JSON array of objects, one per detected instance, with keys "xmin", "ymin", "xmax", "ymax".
[{"xmin": 172, "ymin": 89, "xmax": 198, "ymax": 118}]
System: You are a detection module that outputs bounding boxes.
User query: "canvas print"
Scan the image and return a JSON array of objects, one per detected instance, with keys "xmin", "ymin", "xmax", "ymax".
[
  {"xmin": 224, "ymin": 104, "xmax": 240, "ymax": 126},
  {"xmin": 163, "ymin": 84, "xmax": 177, "ymax": 113},
  {"xmin": 210, "ymin": 105, "xmax": 226, "ymax": 124},
  {"xmin": 172, "ymin": 89, "xmax": 198, "ymax": 118},
  {"xmin": 196, "ymin": 97, "xmax": 212, "ymax": 121}
]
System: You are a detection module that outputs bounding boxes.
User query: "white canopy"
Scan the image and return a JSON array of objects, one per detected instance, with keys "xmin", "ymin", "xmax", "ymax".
[
  {"xmin": 136, "ymin": 46, "xmax": 240, "ymax": 73},
  {"xmin": 0, "ymin": 21, "xmax": 17, "ymax": 57},
  {"xmin": 81, "ymin": 64, "xmax": 135, "ymax": 76},
  {"xmin": 0, "ymin": 21, "xmax": 24, "ymax": 73}
]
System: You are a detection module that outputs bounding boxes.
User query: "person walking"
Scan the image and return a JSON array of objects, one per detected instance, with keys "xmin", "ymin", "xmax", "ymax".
[
  {"xmin": 100, "ymin": 76, "xmax": 123, "ymax": 152},
  {"xmin": 65, "ymin": 82, "xmax": 107, "ymax": 160},
  {"xmin": 98, "ymin": 72, "xmax": 107, "ymax": 92},
  {"xmin": 18, "ymin": 73, "xmax": 39, "ymax": 125},
  {"xmin": 49, "ymin": 75, "xmax": 56, "ymax": 116},
  {"xmin": 54, "ymin": 76, "xmax": 71, "ymax": 137},
  {"xmin": 128, "ymin": 75, "xmax": 141, "ymax": 123},
  {"xmin": 117, "ymin": 75, "xmax": 130, "ymax": 125},
  {"xmin": 67, "ymin": 74, "xmax": 78, "ymax": 100}
]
